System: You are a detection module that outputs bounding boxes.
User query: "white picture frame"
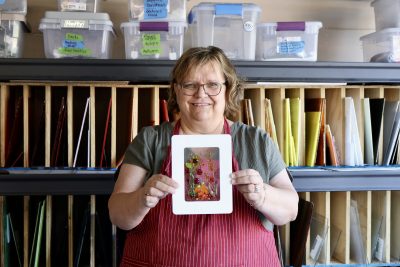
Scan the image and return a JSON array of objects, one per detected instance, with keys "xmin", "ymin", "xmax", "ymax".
[{"xmin": 171, "ymin": 134, "xmax": 233, "ymax": 215}]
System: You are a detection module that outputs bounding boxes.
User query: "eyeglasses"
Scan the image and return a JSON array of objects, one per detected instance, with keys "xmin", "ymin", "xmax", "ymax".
[{"xmin": 177, "ymin": 82, "xmax": 226, "ymax": 96}]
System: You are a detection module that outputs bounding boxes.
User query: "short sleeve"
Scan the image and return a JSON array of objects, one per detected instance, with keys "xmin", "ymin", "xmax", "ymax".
[
  {"xmin": 264, "ymin": 133, "xmax": 287, "ymax": 179},
  {"xmin": 123, "ymin": 126, "xmax": 156, "ymax": 173},
  {"xmin": 122, "ymin": 123, "xmax": 173, "ymax": 179}
]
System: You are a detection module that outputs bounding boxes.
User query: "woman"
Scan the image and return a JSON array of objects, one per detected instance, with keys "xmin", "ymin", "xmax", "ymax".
[{"xmin": 108, "ymin": 46, "xmax": 299, "ymax": 266}]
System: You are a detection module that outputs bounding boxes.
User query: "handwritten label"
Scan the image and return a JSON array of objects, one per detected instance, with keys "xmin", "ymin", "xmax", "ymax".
[
  {"xmin": 144, "ymin": 0, "xmax": 168, "ymax": 19},
  {"xmin": 277, "ymin": 36, "xmax": 305, "ymax": 55},
  {"xmin": 66, "ymin": 33, "xmax": 83, "ymax": 42},
  {"xmin": 59, "ymin": 47, "xmax": 92, "ymax": 56},
  {"xmin": 141, "ymin": 33, "xmax": 161, "ymax": 55},
  {"xmin": 59, "ymin": 33, "xmax": 91, "ymax": 56},
  {"xmin": 63, "ymin": 33, "xmax": 85, "ymax": 48}
]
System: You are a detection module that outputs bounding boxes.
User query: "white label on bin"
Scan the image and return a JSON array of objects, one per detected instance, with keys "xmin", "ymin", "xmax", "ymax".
[
  {"xmin": 144, "ymin": 0, "xmax": 169, "ymax": 19},
  {"xmin": 61, "ymin": 2, "xmax": 87, "ymax": 11},
  {"xmin": 62, "ymin": 20, "xmax": 88, "ymax": 29},
  {"xmin": 277, "ymin": 36, "xmax": 305, "ymax": 55},
  {"xmin": 243, "ymin": 21, "xmax": 255, "ymax": 32}
]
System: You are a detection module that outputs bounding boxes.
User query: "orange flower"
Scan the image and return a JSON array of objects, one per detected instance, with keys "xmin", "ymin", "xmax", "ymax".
[{"xmin": 194, "ymin": 183, "xmax": 210, "ymax": 200}]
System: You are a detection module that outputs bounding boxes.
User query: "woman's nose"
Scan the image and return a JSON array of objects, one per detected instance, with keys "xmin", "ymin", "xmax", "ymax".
[{"xmin": 194, "ymin": 84, "xmax": 208, "ymax": 97}]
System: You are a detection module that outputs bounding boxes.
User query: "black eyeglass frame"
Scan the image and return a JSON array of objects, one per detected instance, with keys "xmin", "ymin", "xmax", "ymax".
[{"xmin": 176, "ymin": 82, "xmax": 226, "ymax": 96}]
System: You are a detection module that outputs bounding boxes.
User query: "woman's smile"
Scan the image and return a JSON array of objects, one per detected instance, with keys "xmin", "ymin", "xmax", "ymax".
[{"xmin": 191, "ymin": 102, "xmax": 211, "ymax": 107}]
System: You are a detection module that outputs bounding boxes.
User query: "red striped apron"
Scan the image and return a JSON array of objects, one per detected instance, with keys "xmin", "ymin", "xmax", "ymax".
[{"xmin": 120, "ymin": 120, "xmax": 280, "ymax": 267}]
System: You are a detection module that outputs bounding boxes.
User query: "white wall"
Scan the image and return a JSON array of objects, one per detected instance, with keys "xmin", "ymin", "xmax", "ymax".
[{"xmin": 25, "ymin": 0, "xmax": 375, "ymax": 61}]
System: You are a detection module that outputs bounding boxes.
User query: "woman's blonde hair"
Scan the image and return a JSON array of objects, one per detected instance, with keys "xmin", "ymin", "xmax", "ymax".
[{"xmin": 168, "ymin": 46, "xmax": 244, "ymax": 118}]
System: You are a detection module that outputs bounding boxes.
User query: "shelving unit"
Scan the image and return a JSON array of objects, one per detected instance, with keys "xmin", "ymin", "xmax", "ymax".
[
  {"xmin": 2, "ymin": 59, "xmax": 400, "ymax": 83},
  {"xmin": 0, "ymin": 60, "xmax": 399, "ymax": 267}
]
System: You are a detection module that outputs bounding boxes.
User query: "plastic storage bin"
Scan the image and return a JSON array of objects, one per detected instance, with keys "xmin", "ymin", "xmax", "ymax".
[
  {"xmin": 0, "ymin": 0, "xmax": 27, "ymax": 14},
  {"xmin": 39, "ymin": 11, "xmax": 115, "ymax": 59},
  {"xmin": 256, "ymin": 21, "xmax": 322, "ymax": 61},
  {"xmin": 57, "ymin": 0, "xmax": 97, "ymax": 12},
  {"xmin": 0, "ymin": 13, "xmax": 28, "ymax": 58},
  {"xmin": 129, "ymin": 0, "xmax": 186, "ymax": 22},
  {"xmin": 188, "ymin": 3, "xmax": 261, "ymax": 60},
  {"xmin": 360, "ymin": 28, "xmax": 400, "ymax": 62},
  {"xmin": 121, "ymin": 21, "xmax": 186, "ymax": 60},
  {"xmin": 371, "ymin": 0, "xmax": 400, "ymax": 31}
]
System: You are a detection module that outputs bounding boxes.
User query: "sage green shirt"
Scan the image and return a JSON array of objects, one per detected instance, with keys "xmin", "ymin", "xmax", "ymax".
[{"xmin": 124, "ymin": 121, "xmax": 286, "ymax": 183}]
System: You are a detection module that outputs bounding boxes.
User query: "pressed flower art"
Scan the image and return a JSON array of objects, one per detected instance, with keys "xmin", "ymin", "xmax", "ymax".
[
  {"xmin": 184, "ymin": 147, "xmax": 220, "ymax": 201},
  {"xmin": 172, "ymin": 134, "xmax": 232, "ymax": 214}
]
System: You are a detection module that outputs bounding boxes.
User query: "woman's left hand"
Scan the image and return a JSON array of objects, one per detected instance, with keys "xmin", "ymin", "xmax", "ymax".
[{"xmin": 230, "ymin": 169, "xmax": 266, "ymax": 210}]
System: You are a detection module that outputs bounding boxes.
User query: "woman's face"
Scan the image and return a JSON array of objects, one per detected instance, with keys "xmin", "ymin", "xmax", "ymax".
[{"xmin": 175, "ymin": 62, "xmax": 226, "ymax": 127}]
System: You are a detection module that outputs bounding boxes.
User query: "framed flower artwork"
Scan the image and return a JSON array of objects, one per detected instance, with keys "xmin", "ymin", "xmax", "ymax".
[{"xmin": 171, "ymin": 134, "xmax": 233, "ymax": 215}]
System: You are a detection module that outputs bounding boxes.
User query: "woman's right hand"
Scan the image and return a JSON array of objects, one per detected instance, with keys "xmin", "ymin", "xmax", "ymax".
[{"xmin": 142, "ymin": 174, "xmax": 179, "ymax": 208}]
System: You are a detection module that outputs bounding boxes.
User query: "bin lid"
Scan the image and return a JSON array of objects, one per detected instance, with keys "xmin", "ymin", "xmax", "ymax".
[
  {"xmin": 43, "ymin": 11, "xmax": 111, "ymax": 21},
  {"xmin": 39, "ymin": 11, "xmax": 114, "ymax": 35},
  {"xmin": 257, "ymin": 21, "xmax": 323, "ymax": 34},
  {"xmin": 360, "ymin": 28, "xmax": 400, "ymax": 42},
  {"xmin": 121, "ymin": 20, "xmax": 187, "ymax": 30},
  {"xmin": 121, "ymin": 20, "xmax": 187, "ymax": 36},
  {"xmin": 0, "ymin": 12, "xmax": 31, "ymax": 32},
  {"xmin": 190, "ymin": 2, "xmax": 261, "ymax": 13},
  {"xmin": 40, "ymin": 11, "xmax": 113, "ymax": 28},
  {"xmin": 188, "ymin": 3, "xmax": 261, "ymax": 24}
]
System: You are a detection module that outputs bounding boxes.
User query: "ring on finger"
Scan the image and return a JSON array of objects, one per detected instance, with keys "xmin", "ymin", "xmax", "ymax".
[{"xmin": 254, "ymin": 184, "xmax": 260, "ymax": 193}]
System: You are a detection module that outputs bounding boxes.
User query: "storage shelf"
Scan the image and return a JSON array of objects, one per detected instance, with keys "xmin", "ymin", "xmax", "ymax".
[
  {"xmin": 0, "ymin": 168, "xmax": 115, "ymax": 195},
  {"xmin": 291, "ymin": 166, "xmax": 400, "ymax": 192},
  {"xmin": 2, "ymin": 59, "xmax": 400, "ymax": 83},
  {"xmin": 1, "ymin": 167, "xmax": 399, "ymax": 195}
]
